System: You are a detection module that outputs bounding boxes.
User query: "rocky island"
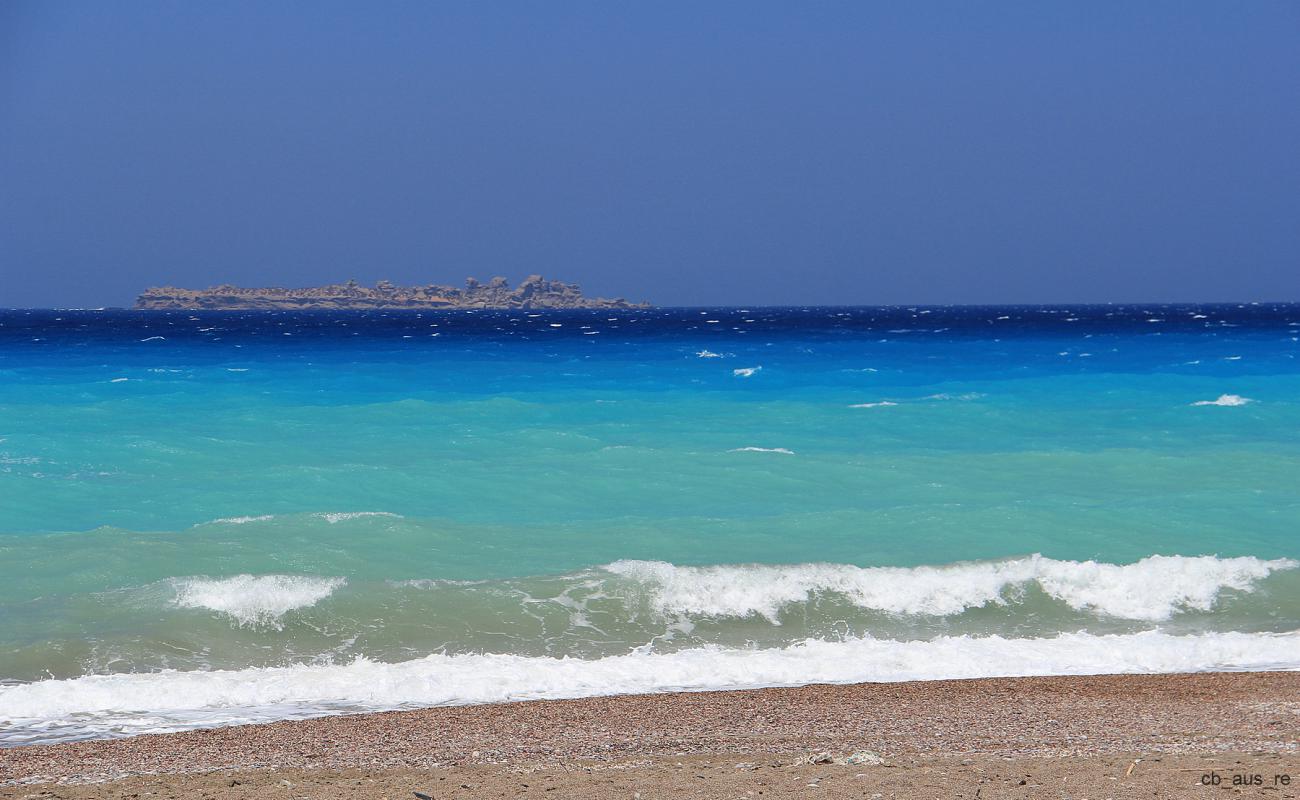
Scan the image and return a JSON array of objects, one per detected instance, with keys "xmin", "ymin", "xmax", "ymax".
[{"xmin": 134, "ymin": 275, "xmax": 648, "ymax": 310}]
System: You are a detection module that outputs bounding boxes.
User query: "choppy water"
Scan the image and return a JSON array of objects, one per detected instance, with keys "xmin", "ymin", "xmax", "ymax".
[{"xmin": 1, "ymin": 305, "xmax": 1298, "ymax": 745}]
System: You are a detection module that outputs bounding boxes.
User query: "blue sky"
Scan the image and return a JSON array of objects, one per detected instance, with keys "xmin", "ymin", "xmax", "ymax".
[{"xmin": 2, "ymin": 1, "xmax": 1297, "ymax": 307}]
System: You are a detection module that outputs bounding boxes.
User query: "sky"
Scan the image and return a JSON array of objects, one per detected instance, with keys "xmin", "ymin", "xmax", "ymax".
[{"xmin": 1, "ymin": 2, "xmax": 1298, "ymax": 308}]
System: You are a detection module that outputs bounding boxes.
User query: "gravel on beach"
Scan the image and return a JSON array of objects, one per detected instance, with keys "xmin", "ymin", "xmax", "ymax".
[{"xmin": 2, "ymin": 671, "xmax": 1297, "ymax": 794}]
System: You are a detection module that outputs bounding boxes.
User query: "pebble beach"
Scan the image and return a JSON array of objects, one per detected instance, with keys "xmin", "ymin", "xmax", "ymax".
[{"xmin": 3, "ymin": 671, "xmax": 1297, "ymax": 798}]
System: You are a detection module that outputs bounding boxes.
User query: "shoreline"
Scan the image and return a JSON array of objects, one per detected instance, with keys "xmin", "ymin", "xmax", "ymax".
[{"xmin": 3, "ymin": 670, "xmax": 1296, "ymax": 794}]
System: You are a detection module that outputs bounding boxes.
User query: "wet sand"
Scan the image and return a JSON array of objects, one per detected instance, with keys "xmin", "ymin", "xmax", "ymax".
[{"xmin": 3, "ymin": 672, "xmax": 1297, "ymax": 798}]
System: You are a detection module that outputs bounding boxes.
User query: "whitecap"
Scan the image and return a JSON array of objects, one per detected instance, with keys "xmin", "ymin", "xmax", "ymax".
[
  {"xmin": 314, "ymin": 511, "xmax": 403, "ymax": 524},
  {"xmin": 603, "ymin": 555, "xmax": 1296, "ymax": 623},
  {"xmin": 849, "ymin": 401, "xmax": 897, "ymax": 408},
  {"xmin": 1192, "ymin": 394, "xmax": 1253, "ymax": 407},
  {"xmin": 733, "ymin": 366, "xmax": 762, "ymax": 377},
  {"xmin": 728, "ymin": 447, "xmax": 795, "ymax": 455},
  {"xmin": 195, "ymin": 514, "xmax": 275, "ymax": 526},
  {"xmin": 171, "ymin": 575, "xmax": 346, "ymax": 628}
]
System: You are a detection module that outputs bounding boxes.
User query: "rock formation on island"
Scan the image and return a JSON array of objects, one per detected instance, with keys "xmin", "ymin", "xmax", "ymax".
[{"xmin": 134, "ymin": 276, "xmax": 649, "ymax": 310}]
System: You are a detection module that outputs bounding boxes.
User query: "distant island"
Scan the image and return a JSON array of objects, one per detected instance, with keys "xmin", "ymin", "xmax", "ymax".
[{"xmin": 134, "ymin": 276, "xmax": 649, "ymax": 310}]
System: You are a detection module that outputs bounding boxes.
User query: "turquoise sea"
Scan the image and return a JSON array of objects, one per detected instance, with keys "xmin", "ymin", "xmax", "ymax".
[{"xmin": 1, "ymin": 305, "xmax": 1298, "ymax": 744}]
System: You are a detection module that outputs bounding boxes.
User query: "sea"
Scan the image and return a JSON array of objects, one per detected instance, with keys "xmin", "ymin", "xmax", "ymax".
[{"xmin": 1, "ymin": 304, "xmax": 1298, "ymax": 746}]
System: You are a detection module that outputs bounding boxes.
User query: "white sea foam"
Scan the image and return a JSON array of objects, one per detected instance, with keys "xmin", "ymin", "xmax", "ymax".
[
  {"xmin": 728, "ymin": 447, "xmax": 795, "ymax": 455},
  {"xmin": 696, "ymin": 350, "xmax": 725, "ymax": 358},
  {"xmin": 2, "ymin": 630, "xmax": 1295, "ymax": 744},
  {"xmin": 195, "ymin": 514, "xmax": 275, "ymax": 526},
  {"xmin": 171, "ymin": 575, "xmax": 346, "ymax": 627},
  {"xmin": 921, "ymin": 392, "xmax": 984, "ymax": 401},
  {"xmin": 314, "ymin": 511, "xmax": 403, "ymax": 524},
  {"xmin": 1192, "ymin": 394, "xmax": 1253, "ymax": 407},
  {"xmin": 603, "ymin": 555, "xmax": 1296, "ymax": 623},
  {"xmin": 849, "ymin": 401, "xmax": 898, "ymax": 408},
  {"xmin": 733, "ymin": 366, "xmax": 762, "ymax": 377}
]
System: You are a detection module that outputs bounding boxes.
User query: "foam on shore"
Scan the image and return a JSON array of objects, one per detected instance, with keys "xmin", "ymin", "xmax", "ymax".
[{"xmin": 1, "ymin": 629, "xmax": 1295, "ymax": 744}]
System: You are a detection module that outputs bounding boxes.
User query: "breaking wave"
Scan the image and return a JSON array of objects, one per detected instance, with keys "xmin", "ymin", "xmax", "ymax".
[
  {"xmin": 171, "ymin": 575, "xmax": 346, "ymax": 628},
  {"xmin": 1, "ymin": 630, "xmax": 1295, "ymax": 744},
  {"xmin": 603, "ymin": 555, "xmax": 1297, "ymax": 623}
]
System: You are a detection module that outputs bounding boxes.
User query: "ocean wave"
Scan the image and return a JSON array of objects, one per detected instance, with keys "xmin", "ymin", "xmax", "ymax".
[
  {"xmin": 2, "ymin": 630, "xmax": 1295, "ymax": 744},
  {"xmin": 921, "ymin": 392, "xmax": 984, "ymax": 401},
  {"xmin": 733, "ymin": 366, "xmax": 761, "ymax": 377},
  {"xmin": 171, "ymin": 575, "xmax": 346, "ymax": 627},
  {"xmin": 195, "ymin": 514, "xmax": 275, "ymax": 526},
  {"xmin": 845, "ymin": 394, "xmax": 979, "ymax": 407},
  {"xmin": 1192, "ymin": 394, "xmax": 1253, "ymax": 407},
  {"xmin": 314, "ymin": 511, "xmax": 403, "ymax": 524},
  {"xmin": 728, "ymin": 447, "xmax": 795, "ymax": 455},
  {"xmin": 192, "ymin": 511, "xmax": 403, "ymax": 527},
  {"xmin": 602, "ymin": 555, "xmax": 1297, "ymax": 623}
]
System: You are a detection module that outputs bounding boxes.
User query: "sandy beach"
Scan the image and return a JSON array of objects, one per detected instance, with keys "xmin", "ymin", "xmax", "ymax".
[{"xmin": 3, "ymin": 671, "xmax": 1297, "ymax": 798}]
